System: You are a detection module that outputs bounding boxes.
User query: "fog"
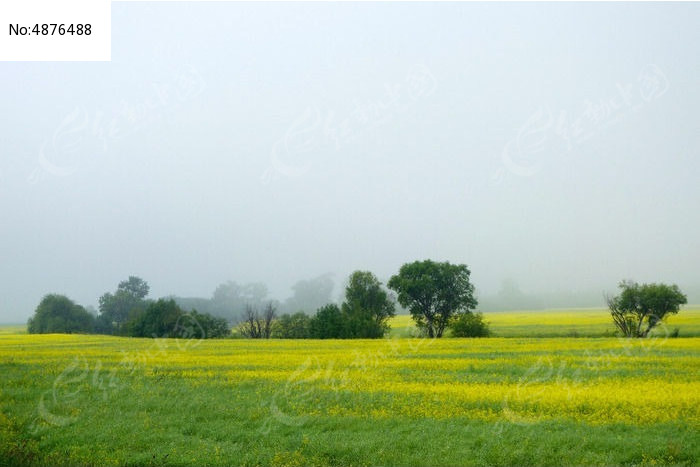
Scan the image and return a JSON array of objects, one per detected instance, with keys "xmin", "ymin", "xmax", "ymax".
[{"xmin": 2, "ymin": 2, "xmax": 699, "ymax": 322}]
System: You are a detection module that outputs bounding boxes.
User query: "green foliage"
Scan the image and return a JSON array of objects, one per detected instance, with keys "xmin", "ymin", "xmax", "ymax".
[
  {"xmin": 388, "ymin": 259, "xmax": 477, "ymax": 337},
  {"xmin": 126, "ymin": 299, "xmax": 230, "ymax": 338},
  {"xmin": 27, "ymin": 294, "xmax": 94, "ymax": 334},
  {"xmin": 117, "ymin": 276, "xmax": 150, "ymax": 300},
  {"xmin": 309, "ymin": 304, "xmax": 344, "ymax": 338},
  {"xmin": 607, "ymin": 281, "xmax": 687, "ymax": 337},
  {"xmin": 272, "ymin": 312, "xmax": 312, "ymax": 338},
  {"xmin": 98, "ymin": 276, "xmax": 151, "ymax": 335},
  {"xmin": 183, "ymin": 310, "xmax": 230, "ymax": 339},
  {"xmin": 127, "ymin": 299, "xmax": 183, "ymax": 338},
  {"xmin": 341, "ymin": 271, "xmax": 395, "ymax": 338},
  {"xmin": 449, "ymin": 311, "xmax": 490, "ymax": 337}
]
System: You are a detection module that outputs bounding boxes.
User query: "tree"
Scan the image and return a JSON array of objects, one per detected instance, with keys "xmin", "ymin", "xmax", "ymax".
[
  {"xmin": 281, "ymin": 274, "xmax": 334, "ymax": 315},
  {"xmin": 272, "ymin": 312, "xmax": 312, "ymax": 339},
  {"xmin": 118, "ymin": 276, "xmax": 149, "ymax": 300},
  {"xmin": 127, "ymin": 299, "xmax": 182, "ymax": 338},
  {"xmin": 211, "ymin": 281, "xmax": 269, "ymax": 320},
  {"xmin": 28, "ymin": 294, "xmax": 94, "ymax": 334},
  {"xmin": 126, "ymin": 300, "xmax": 230, "ymax": 339},
  {"xmin": 388, "ymin": 260, "xmax": 477, "ymax": 338},
  {"xmin": 310, "ymin": 303, "xmax": 344, "ymax": 339},
  {"xmin": 98, "ymin": 276, "xmax": 151, "ymax": 334},
  {"xmin": 236, "ymin": 302, "xmax": 276, "ymax": 338},
  {"xmin": 341, "ymin": 271, "xmax": 395, "ymax": 338},
  {"xmin": 606, "ymin": 281, "xmax": 687, "ymax": 337},
  {"xmin": 449, "ymin": 312, "xmax": 490, "ymax": 337},
  {"xmin": 175, "ymin": 310, "xmax": 231, "ymax": 339}
]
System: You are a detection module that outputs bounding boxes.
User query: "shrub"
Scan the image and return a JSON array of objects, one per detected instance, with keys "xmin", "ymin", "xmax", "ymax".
[
  {"xmin": 126, "ymin": 299, "xmax": 230, "ymax": 338},
  {"xmin": 310, "ymin": 304, "xmax": 344, "ymax": 339},
  {"xmin": 272, "ymin": 312, "xmax": 312, "ymax": 338},
  {"xmin": 27, "ymin": 294, "xmax": 94, "ymax": 334},
  {"xmin": 449, "ymin": 312, "xmax": 490, "ymax": 337}
]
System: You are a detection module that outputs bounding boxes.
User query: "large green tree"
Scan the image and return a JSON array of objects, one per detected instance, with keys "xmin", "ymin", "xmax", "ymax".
[
  {"xmin": 341, "ymin": 271, "xmax": 395, "ymax": 338},
  {"xmin": 388, "ymin": 260, "xmax": 477, "ymax": 338},
  {"xmin": 28, "ymin": 294, "xmax": 94, "ymax": 334},
  {"xmin": 127, "ymin": 298, "xmax": 182, "ymax": 338},
  {"xmin": 98, "ymin": 276, "xmax": 150, "ymax": 334},
  {"xmin": 606, "ymin": 281, "xmax": 687, "ymax": 337},
  {"xmin": 310, "ymin": 303, "xmax": 344, "ymax": 339}
]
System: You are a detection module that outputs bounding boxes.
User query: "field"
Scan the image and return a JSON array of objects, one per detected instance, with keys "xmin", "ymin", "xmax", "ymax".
[
  {"xmin": 1, "ymin": 310, "xmax": 699, "ymax": 466},
  {"xmin": 390, "ymin": 308, "xmax": 700, "ymax": 338}
]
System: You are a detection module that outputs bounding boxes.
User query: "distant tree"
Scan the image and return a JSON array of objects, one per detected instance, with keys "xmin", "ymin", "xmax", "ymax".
[
  {"xmin": 175, "ymin": 310, "xmax": 230, "ymax": 339},
  {"xmin": 388, "ymin": 260, "xmax": 477, "ymax": 338},
  {"xmin": 309, "ymin": 303, "xmax": 343, "ymax": 339},
  {"xmin": 98, "ymin": 276, "xmax": 151, "ymax": 334},
  {"xmin": 118, "ymin": 276, "xmax": 150, "ymax": 300},
  {"xmin": 172, "ymin": 296, "xmax": 216, "ymax": 316},
  {"xmin": 449, "ymin": 312, "xmax": 490, "ymax": 337},
  {"xmin": 281, "ymin": 274, "xmax": 334, "ymax": 314},
  {"xmin": 236, "ymin": 302, "xmax": 276, "ymax": 338},
  {"xmin": 262, "ymin": 302, "xmax": 276, "ymax": 338},
  {"xmin": 341, "ymin": 271, "xmax": 395, "ymax": 338},
  {"xmin": 126, "ymin": 300, "xmax": 230, "ymax": 339},
  {"xmin": 127, "ymin": 299, "xmax": 182, "ymax": 338},
  {"xmin": 272, "ymin": 312, "xmax": 312, "ymax": 339},
  {"xmin": 28, "ymin": 294, "xmax": 94, "ymax": 334},
  {"xmin": 237, "ymin": 304, "xmax": 262, "ymax": 338},
  {"xmin": 606, "ymin": 281, "xmax": 687, "ymax": 337},
  {"xmin": 211, "ymin": 281, "xmax": 269, "ymax": 320}
]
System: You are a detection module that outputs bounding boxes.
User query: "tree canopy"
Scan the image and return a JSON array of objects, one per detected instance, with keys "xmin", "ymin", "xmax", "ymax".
[
  {"xmin": 98, "ymin": 276, "xmax": 151, "ymax": 334},
  {"xmin": 28, "ymin": 294, "xmax": 94, "ymax": 334},
  {"xmin": 607, "ymin": 281, "xmax": 687, "ymax": 337},
  {"xmin": 341, "ymin": 271, "xmax": 395, "ymax": 338},
  {"xmin": 388, "ymin": 260, "xmax": 477, "ymax": 337}
]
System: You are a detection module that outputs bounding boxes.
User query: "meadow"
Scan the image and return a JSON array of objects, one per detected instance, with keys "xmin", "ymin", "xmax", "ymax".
[
  {"xmin": 1, "ymin": 309, "xmax": 699, "ymax": 466},
  {"xmin": 390, "ymin": 308, "xmax": 700, "ymax": 338}
]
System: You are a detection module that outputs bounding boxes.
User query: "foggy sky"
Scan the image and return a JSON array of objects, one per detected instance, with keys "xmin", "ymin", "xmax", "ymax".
[{"xmin": 2, "ymin": 2, "xmax": 699, "ymax": 322}]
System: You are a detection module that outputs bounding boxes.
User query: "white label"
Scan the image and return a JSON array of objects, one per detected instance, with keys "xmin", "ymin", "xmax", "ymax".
[{"xmin": 0, "ymin": 0, "xmax": 110, "ymax": 61}]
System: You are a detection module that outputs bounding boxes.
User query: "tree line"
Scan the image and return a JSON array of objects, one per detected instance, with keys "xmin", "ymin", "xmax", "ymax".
[
  {"xmin": 27, "ymin": 260, "xmax": 490, "ymax": 339},
  {"xmin": 26, "ymin": 259, "xmax": 687, "ymax": 339}
]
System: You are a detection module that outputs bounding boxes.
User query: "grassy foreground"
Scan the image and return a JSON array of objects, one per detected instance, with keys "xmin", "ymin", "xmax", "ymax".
[{"xmin": 1, "ymin": 322, "xmax": 699, "ymax": 466}]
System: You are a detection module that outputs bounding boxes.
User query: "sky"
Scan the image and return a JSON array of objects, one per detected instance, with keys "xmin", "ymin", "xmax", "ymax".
[{"xmin": 1, "ymin": 2, "xmax": 699, "ymax": 322}]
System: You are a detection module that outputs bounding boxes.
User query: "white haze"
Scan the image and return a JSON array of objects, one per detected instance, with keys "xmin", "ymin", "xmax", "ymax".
[{"xmin": 1, "ymin": 2, "xmax": 699, "ymax": 322}]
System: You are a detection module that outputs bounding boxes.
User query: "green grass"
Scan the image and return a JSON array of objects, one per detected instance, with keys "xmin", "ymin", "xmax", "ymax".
[
  {"xmin": 389, "ymin": 307, "xmax": 700, "ymax": 338},
  {"xmin": 2, "ymin": 308, "xmax": 699, "ymax": 466},
  {"xmin": 1, "ymin": 332, "xmax": 698, "ymax": 466}
]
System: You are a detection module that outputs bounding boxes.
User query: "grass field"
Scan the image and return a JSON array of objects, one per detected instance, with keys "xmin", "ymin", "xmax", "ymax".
[
  {"xmin": 1, "ymin": 310, "xmax": 699, "ymax": 466},
  {"xmin": 389, "ymin": 307, "xmax": 700, "ymax": 338}
]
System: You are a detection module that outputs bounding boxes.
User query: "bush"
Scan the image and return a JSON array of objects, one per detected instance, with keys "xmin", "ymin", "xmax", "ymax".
[
  {"xmin": 126, "ymin": 299, "xmax": 230, "ymax": 338},
  {"xmin": 187, "ymin": 310, "xmax": 231, "ymax": 338},
  {"xmin": 310, "ymin": 304, "xmax": 344, "ymax": 338},
  {"xmin": 27, "ymin": 294, "xmax": 94, "ymax": 334},
  {"xmin": 272, "ymin": 312, "xmax": 312, "ymax": 338},
  {"xmin": 449, "ymin": 312, "xmax": 490, "ymax": 337},
  {"xmin": 340, "ymin": 271, "xmax": 395, "ymax": 338},
  {"xmin": 127, "ymin": 299, "xmax": 182, "ymax": 337}
]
